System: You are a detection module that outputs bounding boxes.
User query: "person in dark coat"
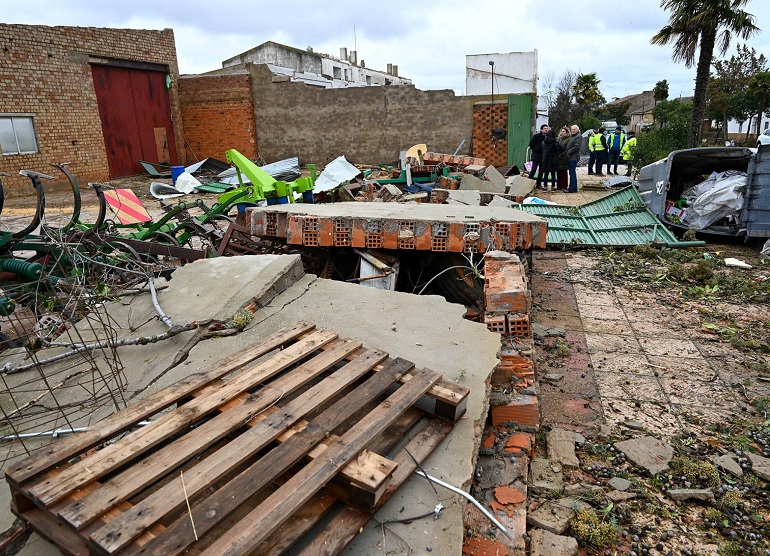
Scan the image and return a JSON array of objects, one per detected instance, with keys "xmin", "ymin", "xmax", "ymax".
[
  {"xmin": 536, "ymin": 130, "xmax": 559, "ymax": 191},
  {"xmin": 528, "ymin": 124, "xmax": 550, "ymax": 180},
  {"xmin": 556, "ymin": 126, "xmax": 570, "ymax": 190}
]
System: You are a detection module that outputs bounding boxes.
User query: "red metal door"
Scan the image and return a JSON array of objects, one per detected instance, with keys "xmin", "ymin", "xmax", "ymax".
[{"xmin": 91, "ymin": 65, "xmax": 178, "ymax": 178}]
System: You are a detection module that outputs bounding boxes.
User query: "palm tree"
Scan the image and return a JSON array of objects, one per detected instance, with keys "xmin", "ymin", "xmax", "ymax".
[
  {"xmin": 572, "ymin": 73, "xmax": 602, "ymax": 117},
  {"xmin": 651, "ymin": 0, "xmax": 759, "ymax": 147},
  {"xmin": 653, "ymin": 80, "xmax": 669, "ymax": 105}
]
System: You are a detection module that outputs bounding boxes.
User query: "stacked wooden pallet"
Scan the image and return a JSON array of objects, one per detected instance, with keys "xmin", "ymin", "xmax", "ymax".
[{"xmin": 6, "ymin": 321, "xmax": 469, "ymax": 555}]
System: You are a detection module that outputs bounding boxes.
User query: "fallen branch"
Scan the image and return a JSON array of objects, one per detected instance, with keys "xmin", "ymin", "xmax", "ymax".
[{"xmin": 1, "ymin": 323, "xmax": 199, "ymax": 375}]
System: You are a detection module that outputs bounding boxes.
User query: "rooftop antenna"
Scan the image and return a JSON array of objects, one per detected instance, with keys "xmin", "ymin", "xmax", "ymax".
[{"xmin": 354, "ymin": 25, "xmax": 357, "ymax": 60}]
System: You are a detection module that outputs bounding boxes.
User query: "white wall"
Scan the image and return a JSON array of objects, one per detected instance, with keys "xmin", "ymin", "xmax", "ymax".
[
  {"xmin": 465, "ymin": 51, "xmax": 537, "ymax": 96},
  {"xmin": 726, "ymin": 114, "xmax": 770, "ymax": 135}
]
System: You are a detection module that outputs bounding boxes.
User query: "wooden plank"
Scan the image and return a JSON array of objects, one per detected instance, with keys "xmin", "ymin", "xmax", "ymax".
[
  {"xmin": 27, "ymin": 328, "xmax": 338, "ymax": 507},
  {"xmin": 120, "ymin": 356, "xmax": 411, "ymax": 556},
  {"xmin": 195, "ymin": 368, "xmax": 441, "ymax": 556},
  {"xmin": 259, "ymin": 409, "xmax": 424, "ymax": 555},
  {"xmin": 20, "ymin": 509, "xmax": 88, "ymax": 556},
  {"xmin": 88, "ymin": 354, "xmax": 408, "ymax": 555},
  {"xmin": 56, "ymin": 338, "xmax": 368, "ymax": 530},
  {"xmin": 7, "ymin": 321, "xmax": 317, "ymax": 486},
  {"xmin": 292, "ymin": 418, "xmax": 454, "ymax": 556}
]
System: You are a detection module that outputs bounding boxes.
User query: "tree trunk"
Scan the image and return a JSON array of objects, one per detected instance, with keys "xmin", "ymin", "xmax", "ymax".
[
  {"xmin": 690, "ymin": 28, "xmax": 717, "ymax": 148},
  {"xmin": 746, "ymin": 116, "xmax": 753, "ymax": 141},
  {"xmin": 758, "ymin": 95, "xmax": 767, "ymax": 136}
]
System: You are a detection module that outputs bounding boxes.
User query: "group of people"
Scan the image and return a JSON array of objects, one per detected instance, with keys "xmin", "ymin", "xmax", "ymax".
[
  {"xmin": 587, "ymin": 126, "xmax": 637, "ymax": 177},
  {"xmin": 528, "ymin": 124, "xmax": 638, "ymax": 192},
  {"xmin": 527, "ymin": 124, "xmax": 585, "ymax": 193}
]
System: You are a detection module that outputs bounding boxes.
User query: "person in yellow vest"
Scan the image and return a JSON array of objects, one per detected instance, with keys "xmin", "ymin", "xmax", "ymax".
[
  {"xmin": 588, "ymin": 127, "xmax": 608, "ymax": 176},
  {"xmin": 607, "ymin": 126, "xmax": 627, "ymax": 175},
  {"xmin": 621, "ymin": 130, "xmax": 637, "ymax": 176}
]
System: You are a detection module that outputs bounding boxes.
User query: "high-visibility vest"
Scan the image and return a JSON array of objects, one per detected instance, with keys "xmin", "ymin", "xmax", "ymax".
[
  {"xmin": 589, "ymin": 134, "xmax": 605, "ymax": 152},
  {"xmin": 609, "ymin": 132, "xmax": 626, "ymax": 150},
  {"xmin": 621, "ymin": 136, "xmax": 637, "ymax": 160}
]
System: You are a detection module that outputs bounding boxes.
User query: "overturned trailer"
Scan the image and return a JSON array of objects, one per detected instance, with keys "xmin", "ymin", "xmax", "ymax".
[{"xmin": 638, "ymin": 145, "xmax": 770, "ymax": 237}]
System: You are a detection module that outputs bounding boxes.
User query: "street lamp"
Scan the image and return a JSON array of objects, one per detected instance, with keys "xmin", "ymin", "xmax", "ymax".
[{"xmin": 489, "ymin": 60, "xmax": 495, "ymax": 103}]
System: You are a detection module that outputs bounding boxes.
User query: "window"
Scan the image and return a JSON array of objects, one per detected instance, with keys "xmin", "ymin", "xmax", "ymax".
[
  {"xmin": 0, "ymin": 115, "xmax": 39, "ymax": 155},
  {"xmin": 366, "ymin": 75, "xmax": 372, "ymax": 85},
  {"xmin": 333, "ymin": 66, "xmax": 342, "ymax": 79}
]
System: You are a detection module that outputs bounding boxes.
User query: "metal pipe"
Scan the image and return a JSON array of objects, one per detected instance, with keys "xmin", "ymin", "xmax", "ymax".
[
  {"xmin": 415, "ymin": 470, "xmax": 513, "ymax": 539},
  {"xmin": 0, "ymin": 421, "xmax": 153, "ymax": 441}
]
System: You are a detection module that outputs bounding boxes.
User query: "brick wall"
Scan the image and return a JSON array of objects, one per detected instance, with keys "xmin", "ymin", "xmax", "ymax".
[
  {"xmin": 0, "ymin": 24, "xmax": 182, "ymax": 193},
  {"xmin": 178, "ymin": 74, "xmax": 258, "ymax": 163},
  {"xmin": 472, "ymin": 102, "xmax": 508, "ymax": 167},
  {"xmin": 247, "ymin": 64, "xmax": 473, "ymax": 165}
]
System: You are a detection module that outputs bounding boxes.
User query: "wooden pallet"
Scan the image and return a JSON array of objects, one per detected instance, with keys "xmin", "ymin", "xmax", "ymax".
[{"xmin": 6, "ymin": 321, "xmax": 469, "ymax": 555}]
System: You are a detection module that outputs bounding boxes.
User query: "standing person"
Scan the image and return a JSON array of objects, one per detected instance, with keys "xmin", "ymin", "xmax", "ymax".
[
  {"xmin": 587, "ymin": 128, "xmax": 598, "ymax": 174},
  {"xmin": 591, "ymin": 127, "xmax": 608, "ymax": 176},
  {"xmin": 606, "ymin": 126, "xmax": 627, "ymax": 175},
  {"xmin": 537, "ymin": 130, "xmax": 559, "ymax": 191},
  {"xmin": 566, "ymin": 125, "xmax": 583, "ymax": 193},
  {"xmin": 556, "ymin": 126, "xmax": 570, "ymax": 190},
  {"xmin": 621, "ymin": 130, "xmax": 637, "ymax": 176},
  {"xmin": 528, "ymin": 124, "xmax": 549, "ymax": 180}
]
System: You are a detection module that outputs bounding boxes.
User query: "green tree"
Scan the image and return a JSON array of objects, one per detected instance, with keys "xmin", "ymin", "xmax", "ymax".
[
  {"xmin": 653, "ymin": 80, "xmax": 670, "ymax": 104},
  {"xmin": 708, "ymin": 45, "xmax": 767, "ymax": 142},
  {"xmin": 604, "ymin": 101, "xmax": 632, "ymax": 127},
  {"xmin": 651, "ymin": 0, "xmax": 759, "ymax": 147},
  {"xmin": 632, "ymin": 99, "xmax": 692, "ymax": 170},
  {"xmin": 749, "ymin": 71, "xmax": 770, "ymax": 135},
  {"xmin": 572, "ymin": 73, "xmax": 603, "ymax": 117}
]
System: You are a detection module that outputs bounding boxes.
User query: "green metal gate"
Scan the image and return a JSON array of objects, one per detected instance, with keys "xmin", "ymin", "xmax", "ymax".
[{"xmin": 507, "ymin": 94, "xmax": 533, "ymax": 168}]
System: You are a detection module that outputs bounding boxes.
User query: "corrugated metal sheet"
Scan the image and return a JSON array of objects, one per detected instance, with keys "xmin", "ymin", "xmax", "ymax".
[{"xmin": 514, "ymin": 187, "xmax": 704, "ymax": 247}]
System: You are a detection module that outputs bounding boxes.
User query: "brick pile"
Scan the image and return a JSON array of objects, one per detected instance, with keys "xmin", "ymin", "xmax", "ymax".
[
  {"xmin": 471, "ymin": 102, "xmax": 508, "ymax": 167},
  {"xmin": 464, "ymin": 250, "xmax": 540, "ymax": 555},
  {"xmin": 0, "ymin": 24, "xmax": 181, "ymax": 192},
  {"xmin": 178, "ymin": 74, "xmax": 258, "ymax": 163}
]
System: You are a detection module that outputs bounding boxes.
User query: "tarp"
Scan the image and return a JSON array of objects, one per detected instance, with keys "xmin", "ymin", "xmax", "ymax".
[{"xmin": 313, "ymin": 156, "xmax": 361, "ymax": 193}]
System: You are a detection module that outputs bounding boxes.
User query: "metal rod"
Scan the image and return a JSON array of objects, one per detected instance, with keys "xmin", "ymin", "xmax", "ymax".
[
  {"xmin": 415, "ymin": 470, "xmax": 513, "ymax": 539},
  {"xmin": 0, "ymin": 421, "xmax": 153, "ymax": 441}
]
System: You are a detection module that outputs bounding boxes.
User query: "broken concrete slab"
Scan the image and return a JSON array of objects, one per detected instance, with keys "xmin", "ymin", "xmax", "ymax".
[
  {"xmin": 506, "ymin": 175, "xmax": 535, "ymax": 197},
  {"xmin": 488, "ymin": 195, "xmax": 515, "ymax": 207},
  {"xmin": 614, "ymin": 436, "xmax": 673, "ymax": 476},
  {"xmin": 608, "ymin": 477, "xmax": 632, "ymax": 491},
  {"xmin": 605, "ymin": 490, "xmax": 637, "ymax": 502},
  {"xmin": 666, "ymin": 489, "xmax": 715, "ymax": 502},
  {"xmin": 475, "ymin": 454, "xmax": 528, "ymax": 490},
  {"xmin": 530, "ymin": 528, "xmax": 578, "ymax": 556},
  {"xmin": 529, "ymin": 458, "xmax": 564, "ymax": 495},
  {"xmin": 459, "ymin": 173, "xmax": 505, "ymax": 193},
  {"xmin": 2, "ymin": 256, "xmax": 501, "ymax": 556},
  {"xmin": 447, "ymin": 189, "xmax": 481, "ymax": 205},
  {"xmin": 547, "ymin": 428, "xmax": 580, "ymax": 468},
  {"xmin": 527, "ymin": 497, "xmax": 586, "ymax": 534},
  {"xmin": 747, "ymin": 452, "xmax": 770, "ymax": 480},
  {"xmin": 484, "ymin": 165, "xmax": 507, "ymax": 190},
  {"xmin": 710, "ymin": 453, "xmax": 743, "ymax": 478}
]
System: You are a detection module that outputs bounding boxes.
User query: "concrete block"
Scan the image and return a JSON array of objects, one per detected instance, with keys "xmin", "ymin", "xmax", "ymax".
[
  {"xmin": 547, "ymin": 428, "xmax": 580, "ymax": 468},
  {"xmin": 528, "ymin": 458, "xmax": 563, "ymax": 495},
  {"xmin": 614, "ymin": 436, "xmax": 673, "ymax": 476},
  {"xmin": 747, "ymin": 452, "xmax": 770, "ymax": 480},
  {"xmin": 710, "ymin": 453, "xmax": 743, "ymax": 478},
  {"xmin": 530, "ymin": 528, "xmax": 578, "ymax": 556},
  {"xmin": 666, "ymin": 489, "xmax": 714, "ymax": 502},
  {"xmin": 526, "ymin": 497, "xmax": 584, "ymax": 534}
]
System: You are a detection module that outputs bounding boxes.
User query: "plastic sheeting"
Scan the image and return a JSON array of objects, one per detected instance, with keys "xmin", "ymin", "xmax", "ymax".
[
  {"xmin": 313, "ymin": 156, "xmax": 361, "ymax": 193},
  {"xmin": 682, "ymin": 170, "xmax": 747, "ymax": 230}
]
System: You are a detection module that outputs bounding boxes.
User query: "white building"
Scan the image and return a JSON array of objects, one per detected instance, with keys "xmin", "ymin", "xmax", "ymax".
[
  {"xmin": 222, "ymin": 41, "xmax": 412, "ymax": 89},
  {"xmin": 465, "ymin": 51, "xmax": 538, "ymax": 97}
]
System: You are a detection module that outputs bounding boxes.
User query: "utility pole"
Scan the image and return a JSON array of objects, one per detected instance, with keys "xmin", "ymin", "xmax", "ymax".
[{"xmin": 489, "ymin": 60, "xmax": 495, "ymax": 104}]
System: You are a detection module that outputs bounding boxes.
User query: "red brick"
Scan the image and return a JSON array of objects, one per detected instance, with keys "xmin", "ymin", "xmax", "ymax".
[
  {"xmin": 482, "ymin": 432, "xmax": 496, "ymax": 450},
  {"xmin": 491, "ymin": 394, "xmax": 539, "ymax": 428},
  {"xmin": 463, "ymin": 536, "xmax": 510, "ymax": 556},
  {"xmin": 504, "ymin": 432, "xmax": 532, "ymax": 454},
  {"xmin": 494, "ymin": 485, "xmax": 526, "ymax": 505}
]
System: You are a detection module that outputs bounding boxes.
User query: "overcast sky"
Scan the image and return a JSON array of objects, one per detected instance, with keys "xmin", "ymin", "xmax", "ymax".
[{"xmin": 3, "ymin": 0, "xmax": 769, "ymax": 102}]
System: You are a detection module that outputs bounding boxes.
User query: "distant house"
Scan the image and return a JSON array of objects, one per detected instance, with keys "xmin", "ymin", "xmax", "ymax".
[
  {"xmin": 607, "ymin": 91, "xmax": 693, "ymax": 132},
  {"xmin": 220, "ymin": 41, "xmax": 412, "ymax": 89}
]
